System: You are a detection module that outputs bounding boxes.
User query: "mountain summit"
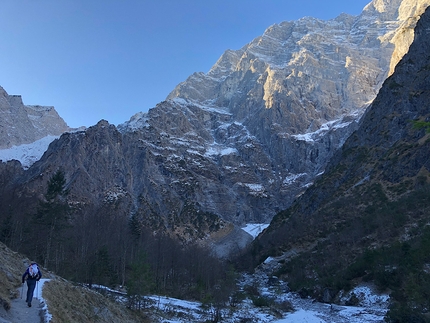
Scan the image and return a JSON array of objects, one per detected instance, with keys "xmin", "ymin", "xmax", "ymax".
[
  {"xmin": 1, "ymin": 0, "xmax": 429, "ymax": 256},
  {"xmin": 246, "ymin": 3, "xmax": 430, "ymax": 318},
  {"xmin": 118, "ymin": 0, "xmax": 429, "ymax": 222}
]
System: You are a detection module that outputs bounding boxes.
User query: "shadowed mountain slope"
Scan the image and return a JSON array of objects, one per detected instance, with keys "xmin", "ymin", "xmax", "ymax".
[{"xmin": 246, "ymin": 5, "xmax": 430, "ymax": 320}]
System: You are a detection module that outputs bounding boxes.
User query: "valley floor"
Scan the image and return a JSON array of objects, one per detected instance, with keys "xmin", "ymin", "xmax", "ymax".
[
  {"xmin": 140, "ymin": 283, "xmax": 388, "ymax": 323},
  {"xmin": 95, "ymin": 269, "xmax": 389, "ymax": 323}
]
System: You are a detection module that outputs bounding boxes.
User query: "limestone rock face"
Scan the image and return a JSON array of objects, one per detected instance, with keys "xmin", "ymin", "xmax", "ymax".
[
  {"xmin": 2, "ymin": 0, "xmax": 430, "ymax": 250},
  {"xmin": 384, "ymin": 0, "xmax": 430, "ymax": 74},
  {"xmin": 168, "ymin": 0, "xmax": 429, "ymax": 114},
  {"xmin": 252, "ymin": 4, "xmax": 430, "ymax": 289},
  {"xmin": 121, "ymin": 0, "xmax": 430, "ymax": 224},
  {"xmin": 0, "ymin": 86, "xmax": 69, "ymax": 149}
]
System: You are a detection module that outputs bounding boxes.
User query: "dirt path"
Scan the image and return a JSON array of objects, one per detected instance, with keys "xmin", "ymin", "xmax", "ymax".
[
  {"xmin": 2, "ymin": 279, "xmax": 50, "ymax": 323},
  {"xmin": 8, "ymin": 296, "xmax": 41, "ymax": 323}
]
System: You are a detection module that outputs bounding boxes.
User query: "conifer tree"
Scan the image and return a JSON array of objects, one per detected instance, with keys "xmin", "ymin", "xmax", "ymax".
[
  {"xmin": 35, "ymin": 169, "xmax": 69, "ymax": 269},
  {"xmin": 127, "ymin": 251, "xmax": 154, "ymax": 310}
]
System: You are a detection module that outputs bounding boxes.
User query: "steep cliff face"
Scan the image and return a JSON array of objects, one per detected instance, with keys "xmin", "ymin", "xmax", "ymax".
[
  {"xmin": 386, "ymin": 0, "xmax": 430, "ymax": 73},
  {"xmin": 249, "ymin": 4, "xmax": 430, "ymax": 309},
  {"xmin": 119, "ymin": 0, "xmax": 430, "ymax": 223},
  {"xmin": 0, "ymin": 86, "xmax": 69, "ymax": 149},
  {"xmin": 2, "ymin": 0, "xmax": 429, "ymax": 250},
  {"xmin": 168, "ymin": 0, "xmax": 428, "ymax": 121}
]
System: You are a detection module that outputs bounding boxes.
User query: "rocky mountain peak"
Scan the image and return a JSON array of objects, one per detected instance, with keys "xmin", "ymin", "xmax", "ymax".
[
  {"xmin": 81, "ymin": 1, "xmax": 430, "ymax": 229},
  {"xmin": 249, "ymin": 4, "xmax": 430, "ymax": 315},
  {"xmin": 0, "ymin": 86, "xmax": 70, "ymax": 149},
  {"xmin": 2, "ymin": 0, "xmax": 430, "ymax": 257},
  {"xmin": 166, "ymin": 0, "xmax": 424, "ymax": 133}
]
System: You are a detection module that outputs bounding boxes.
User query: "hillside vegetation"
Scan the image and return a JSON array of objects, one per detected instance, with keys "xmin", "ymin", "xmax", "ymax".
[
  {"xmin": 0, "ymin": 241, "xmax": 24, "ymax": 312},
  {"xmin": 0, "ymin": 240, "xmax": 149, "ymax": 323}
]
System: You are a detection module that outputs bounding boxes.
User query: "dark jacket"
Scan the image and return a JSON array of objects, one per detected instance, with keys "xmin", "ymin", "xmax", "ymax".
[{"xmin": 22, "ymin": 264, "xmax": 42, "ymax": 283}]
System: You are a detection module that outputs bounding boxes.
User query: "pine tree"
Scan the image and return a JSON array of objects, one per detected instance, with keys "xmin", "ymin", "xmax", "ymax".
[
  {"xmin": 35, "ymin": 169, "xmax": 70, "ymax": 269},
  {"xmin": 127, "ymin": 252, "xmax": 154, "ymax": 310}
]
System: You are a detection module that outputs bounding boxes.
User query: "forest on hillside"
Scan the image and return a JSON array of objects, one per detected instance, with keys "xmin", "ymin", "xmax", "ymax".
[{"xmin": 0, "ymin": 169, "xmax": 236, "ymax": 308}]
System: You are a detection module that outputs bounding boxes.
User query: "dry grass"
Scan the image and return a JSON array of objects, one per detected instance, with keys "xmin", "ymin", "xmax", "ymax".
[
  {"xmin": 42, "ymin": 280, "xmax": 150, "ymax": 323},
  {"xmin": 0, "ymin": 241, "xmax": 150, "ymax": 322},
  {"xmin": 0, "ymin": 241, "xmax": 29, "ymax": 311},
  {"xmin": 0, "ymin": 241, "xmax": 58, "ymax": 312}
]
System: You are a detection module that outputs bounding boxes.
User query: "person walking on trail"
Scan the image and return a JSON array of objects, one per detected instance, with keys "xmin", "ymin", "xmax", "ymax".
[{"xmin": 22, "ymin": 263, "xmax": 42, "ymax": 307}]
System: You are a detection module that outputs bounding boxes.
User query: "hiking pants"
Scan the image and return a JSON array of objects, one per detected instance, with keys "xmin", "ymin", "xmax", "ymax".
[{"xmin": 26, "ymin": 279, "xmax": 37, "ymax": 304}]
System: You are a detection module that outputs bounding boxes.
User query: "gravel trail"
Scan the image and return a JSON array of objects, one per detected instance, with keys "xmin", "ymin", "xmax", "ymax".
[{"xmin": 2, "ymin": 279, "xmax": 50, "ymax": 323}]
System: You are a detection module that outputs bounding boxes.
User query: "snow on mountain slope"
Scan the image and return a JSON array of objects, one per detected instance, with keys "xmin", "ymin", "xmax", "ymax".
[
  {"xmin": 0, "ymin": 86, "xmax": 69, "ymax": 149},
  {"xmin": 2, "ymin": 0, "xmax": 430, "ymax": 248},
  {"xmin": 0, "ymin": 135, "xmax": 58, "ymax": 169},
  {"xmin": 12, "ymin": 0, "xmax": 428, "ymax": 232}
]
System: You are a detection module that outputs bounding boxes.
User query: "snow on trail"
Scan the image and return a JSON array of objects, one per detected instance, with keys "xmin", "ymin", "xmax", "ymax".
[
  {"xmin": 8, "ymin": 279, "xmax": 52, "ymax": 323},
  {"xmin": 35, "ymin": 279, "xmax": 53, "ymax": 322}
]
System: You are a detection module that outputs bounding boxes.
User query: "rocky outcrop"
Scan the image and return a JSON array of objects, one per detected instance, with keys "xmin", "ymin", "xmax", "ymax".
[
  {"xmin": 253, "ymin": 1, "xmax": 430, "ymax": 283},
  {"xmin": 119, "ymin": 0, "xmax": 430, "ymax": 224},
  {"xmin": 0, "ymin": 86, "xmax": 69, "ymax": 149},
  {"xmin": 386, "ymin": 0, "xmax": 430, "ymax": 74},
  {"xmin": 1, "ymin": 0, "xmax": 429, "ymax": 250},
  {"xmin": 245, "ymin": 6, "xmax": 430, "ymax": 315}
]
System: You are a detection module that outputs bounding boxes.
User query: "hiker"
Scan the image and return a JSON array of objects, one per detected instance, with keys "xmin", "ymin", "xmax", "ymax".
[{"xmin": 22, "ymin": 263, "xmax": 42, "ymax": 307}]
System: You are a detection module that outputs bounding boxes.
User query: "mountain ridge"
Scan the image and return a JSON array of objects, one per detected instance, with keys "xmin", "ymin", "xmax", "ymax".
[
  {"xmin": 1, "ymin": 0, "xmax": 429, "ymax": 255},
  {"xmin": 0, "ymin": 86, "xmax": 69, "ymax": 149},
  {"xmin": 246, "ymin": 4, "xmax": 430, "ymax": 317},
  {"xmin": 1, "ymin": 1, "xmax": 430, "ymax": 320}
]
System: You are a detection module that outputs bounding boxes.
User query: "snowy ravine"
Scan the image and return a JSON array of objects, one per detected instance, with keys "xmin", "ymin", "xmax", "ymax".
[{"xmin": 150, "ymin": 225, "xmax": 390, "ymax": 322}]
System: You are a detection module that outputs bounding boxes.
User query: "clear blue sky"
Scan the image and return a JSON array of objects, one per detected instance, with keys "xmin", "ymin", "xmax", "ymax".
[{"xmin": 0, "ymin": 0, "xmax": 371, "ymax": 128}]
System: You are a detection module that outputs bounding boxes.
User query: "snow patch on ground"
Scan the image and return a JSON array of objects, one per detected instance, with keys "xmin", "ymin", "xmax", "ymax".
[
  {"xmin": 35, "ymin": 279, "xmax": 52, "ymax": 322},
  {"xmin": 275, "ymin": 309, "xmax": 324, "ymax": 322},
  {"xmin": 340, "ymin": 285, "xmax": 390, "ymax": 308},
  {"xmin": 143, "ymin": 288, "xmax": 388, "ymax": 323},
  {"xmin": 92, "ymin": 274, "xmax": 389, "ymax": 323}
]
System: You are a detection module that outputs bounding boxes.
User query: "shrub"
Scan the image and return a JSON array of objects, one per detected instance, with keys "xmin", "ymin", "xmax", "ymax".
[{"xmin": 251, "ymin": 295, "xmax": 274, "ymax": 307}]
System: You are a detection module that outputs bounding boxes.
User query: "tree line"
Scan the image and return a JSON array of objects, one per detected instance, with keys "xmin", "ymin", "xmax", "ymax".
[{"xmin": 0, "ymin": 169, "xmax": 236, "ymax": 308}]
